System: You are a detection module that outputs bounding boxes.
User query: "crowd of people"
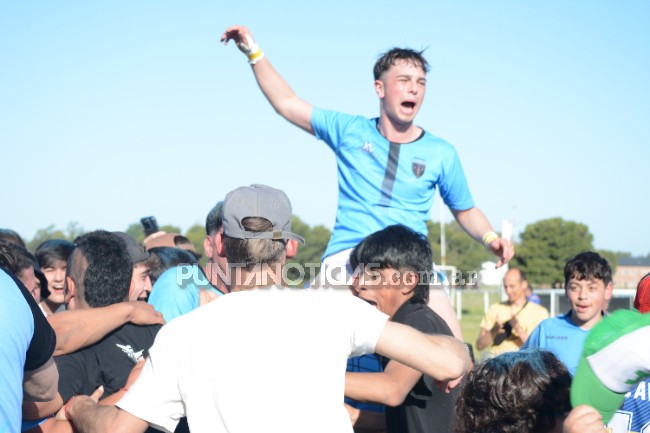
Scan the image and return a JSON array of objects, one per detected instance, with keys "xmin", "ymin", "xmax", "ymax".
[{"xmin": 2, "ymin": 24, "xmax": 647, "ymax": 433}]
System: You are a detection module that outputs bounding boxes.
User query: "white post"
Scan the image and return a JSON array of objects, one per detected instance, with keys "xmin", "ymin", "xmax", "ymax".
[
  {"xmin": 550, "ymin": 291, "xmax": 557, "ymax": 317},
  {"xmin": 484, "ymin": 290, "xmax": 489, "ymax": 313},
  {"xmin": 456, "ymin": 290, "xmax": 462, "ymax": 320}
]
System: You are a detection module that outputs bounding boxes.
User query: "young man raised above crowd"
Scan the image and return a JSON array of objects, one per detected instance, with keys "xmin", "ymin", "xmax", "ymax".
[{"xmin": 221, "ymin": 26, "xmax": 514, "ymax": 339}]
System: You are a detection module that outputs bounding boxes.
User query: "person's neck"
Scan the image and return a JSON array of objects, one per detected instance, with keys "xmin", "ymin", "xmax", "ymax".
[
  {"xmin": 509, "ymin": 297, "xmax": 527, "ymax": 308},
  {"xmin": 569, "ymin": 310, "xmax": 604, "ymax": 330},
  {"xmin": 41, "ymin": 298, "xmax": 62, "ymax": 315},
  {"xmin": 229, "ymin": 263, "xmax": 284, "ymax": 292},
  {"xmin": 377, "ymin": 116, "xmax": 420, "ymax": 143}
]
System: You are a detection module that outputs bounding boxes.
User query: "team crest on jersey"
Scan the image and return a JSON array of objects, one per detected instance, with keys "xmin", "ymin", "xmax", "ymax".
[
  {"xmin": 362, "ymin": 142, "xmax": 375, "ymax": 154},
  {"xmin": 412, "ymin": 158, "xmax": 426, "ymax": 178}
]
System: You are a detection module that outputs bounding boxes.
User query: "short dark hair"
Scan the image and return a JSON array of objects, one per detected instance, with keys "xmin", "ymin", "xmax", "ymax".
[
  {"xmin": 148, "ymin": 246, "xmax": 198, "ymax": 285},
  {"xmin": 223, "ymin": 217, "xmax": 286, "ymax": 271},
  {"xmin": 454, "ymin": 349, "xmax": 571, "ymax": 433},
  {"xmin": 71, "ymin": 230, "xmax": 132, "ymax": 308},
  {"xmin": 373, "ymin": 48, "xmax": 430, "ymax": 80},
  {"xmin": 205, "ymin": 201, "xmax": 224, "ymax": 236},
  {"xmin": 564, "ymin": 251, "xmax": 612, "ymax": 289},
  {"xmin": 0, "ymin": 240, "xmax": 35, "ymax": 275},
  {"xmin": 0, "ymin": 228, "xmax": 25, "ymax": 248},
  {"xmin": 36, "ymin": 239, "xmax": 75, "ymax": 269},
  {"xmin": 350, "ymin": 224, "xmax": 432, "ymax": 304}
]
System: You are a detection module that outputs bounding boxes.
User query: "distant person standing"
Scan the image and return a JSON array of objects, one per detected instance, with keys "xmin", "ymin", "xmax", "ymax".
[
  {"xmin": 220, "ymin": 26, "xmax": 514, "ymax": 338},
  {"xmin": 523, "ymin": 252, "xmax": 614, "ymax": 375},
  {"xmin": 476, "ymin": 268, "xmax": 549, "ymax": 356}
]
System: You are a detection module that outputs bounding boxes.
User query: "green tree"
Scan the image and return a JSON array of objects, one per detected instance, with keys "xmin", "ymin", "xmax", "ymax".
[
  {"xmin": 514, "ymin": 217, "xmax": 593, "ymax": 287},
  {"xmin": 27, "ymin": 223, "xmax": 86, "ymax": 251},
  {"xmin": 159, "ymin": 224, "xmax": 182, "ymax": 235},
  {"xmin": 185, "ymin": 223, "xmax": 206, "ymax": 263},
  {"xmin": 285, "ymin": 216, "xmax": 331, "ymax": 286},
  {"xmin": 125, "ymin": 223, "xmax": 144, "ymax": 243},
  {"xmin": 427, "ymin": 221, "xmax": 492, "ymax": 283}
]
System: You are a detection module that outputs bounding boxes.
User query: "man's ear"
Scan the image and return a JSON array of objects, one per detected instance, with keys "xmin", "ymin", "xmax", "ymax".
[
  {"xmin": 374, "ymin": 79, "xmax": 385, "ymax": 99},
  {"xmin": 605, "ymin": 281, "xmax": 614, "ymax": 300},
  {"xmin": 216, "ymin": 232, "xmax": 227, "ymax": 258},
  {"xmin": 285, "ymin": 240, "xmax": 298, "ymax": 259},
  {"xmin": 204, "ymin": 235, "xmax": 214, "ymax": 259},
  {"xmin": 65, "ymin": 276, "xmax": 77, "ymax": 310},
  {"xmin": 401, "ymin": 270, "xmax": 418, "ymax": 295}
]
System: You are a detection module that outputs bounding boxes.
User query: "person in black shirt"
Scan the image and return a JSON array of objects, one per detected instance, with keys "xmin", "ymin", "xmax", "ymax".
[{"xmin": 345, "ymin": 224, "xmax": 460, "ymax": 433}]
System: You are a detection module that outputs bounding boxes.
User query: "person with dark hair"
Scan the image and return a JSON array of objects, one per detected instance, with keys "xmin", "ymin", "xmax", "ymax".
[
  {"xmin": 454, "ymin": 349, "xmax": 571, "ymax": 433},
  {"xmin": 523, "ymin": 252, "xmax": 613, "ymax": 375},
  {"xmin": 36, "ymin": 239, "xmax": 76, "ymax": 316},
  {"xmin": 62, "ymin": 184, "xmax": 469, "ymax": 433},
  {"xmin": 0, "ymin": 240, "xmax": 50, "ymax": 303},
  {"xmin": 221, "ymin": 25, "xmax": 514, "ymax": 340},
  {"xmin": 47, "ymin": 230, "xmax": 161, "ymax": 414},
  {"xmin": 477, "ymin": 268, "xmax": 549, "ymax": 357},
  {"xmin": 113, "ymin": 232, "xmax": 154, "ymax": 302},
  {"xmin": 203, "ymin": 201, "xmax": 228, "ymax": 292},
  {"xmin": 344, "ymin": 224, "xmax": 458, "ymax": 433},
  {"xmin": 0, "ymin": 227, "xmax": 26, "ymax": 247},
  {"xmin": 147, "ymin": 246, "xmax": 199, "ymax": 285}
]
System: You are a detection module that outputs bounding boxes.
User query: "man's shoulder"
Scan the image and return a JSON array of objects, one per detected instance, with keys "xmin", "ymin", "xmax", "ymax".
[
  {"xmin": 393, "ymin": 301, "xmax": 453, "ymax": 336},
  {"xmin": 526, "ymin": 302, "xmax": 550, "ymax": 315}
]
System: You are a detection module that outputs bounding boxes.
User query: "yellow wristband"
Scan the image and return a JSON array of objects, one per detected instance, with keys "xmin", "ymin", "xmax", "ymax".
[
  {"xmin": 247, "ymin": 48, "xmax": 265, "ymax": 64},
  {"xmin": 482, "ymin": 231, "xmax": 499, "ymax": 246}
]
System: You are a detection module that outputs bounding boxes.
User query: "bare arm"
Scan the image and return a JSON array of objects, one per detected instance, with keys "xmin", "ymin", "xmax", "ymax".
[
  {"xmin": 475, "ymin": 321, "xmax": 502, "ymax": 351},
  {"xmin": 374, "ymin": 321, "xmax": 468, "ymax": 383},
  {"xmin": 23, "ymin": 357, "xmax": 59, "ymax": 402},
  {"xmin": 451, "ymin": 207, "xmax": 514, "ymax": 268},
  {"xmin": 345, "ymin": 359, "xmax": 423, "ymax": 407},
  {"xmin": 221, "ymin": 25, "xmax": 314, "ymax": 133},
  {"xmin": 563, "ymin": 405, "xmax": 607, "ymax": 433},
  {"xmin": 65, "ymin": 397, "xmax": 148, "ymax": 433},
  {"xmin": 427, "ymin": 288, "xmax": 463, "ymax": 340},
  {"xmin": 49, "ymin": 302, "xmax": 164, "ymax": 356},
  {"xmin": 22, "ymin": 357, "xmax": 64, "ymax": 419}
]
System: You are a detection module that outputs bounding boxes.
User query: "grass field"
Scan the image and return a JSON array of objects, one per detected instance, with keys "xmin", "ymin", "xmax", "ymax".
[{"xmin": 455, "ymin": 288, "xmax": 503, "ymax": 360}]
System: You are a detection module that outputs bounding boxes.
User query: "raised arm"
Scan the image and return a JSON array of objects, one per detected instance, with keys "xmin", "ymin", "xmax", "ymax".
[
  {"xmin": 451, "ymin": 207, "xmax": 515, "ymax": 268},
  {"xmin": 49, "ymin": 302, "xmax": 164, "ymax": 356},
  {"xmin": 374, "ymin": 321, "xmax": 469, "ymax": 383},
  {"xmin": 221, "ymin": 25, "xmax": 314, "ymax": 133}
]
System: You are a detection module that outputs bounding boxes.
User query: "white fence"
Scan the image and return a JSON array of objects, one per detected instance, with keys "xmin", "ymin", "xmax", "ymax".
[{"xmin": 452, "ymin": 288, "xmax": 637, "ymax": 319}]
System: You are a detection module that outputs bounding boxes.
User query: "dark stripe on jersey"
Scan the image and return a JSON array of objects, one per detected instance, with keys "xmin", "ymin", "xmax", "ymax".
[{"xmin": 379, "ymin": 142, "xmax": 400, "ymax": 206}]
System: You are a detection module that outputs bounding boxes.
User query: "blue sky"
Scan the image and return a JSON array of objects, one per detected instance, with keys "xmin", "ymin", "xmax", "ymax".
[{"xmin": 1, "ymin": 1, "xmax": 648, "ymax": 256}]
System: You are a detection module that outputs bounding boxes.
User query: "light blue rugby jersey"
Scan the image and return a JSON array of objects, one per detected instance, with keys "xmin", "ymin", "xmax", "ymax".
[{"xmin": 312, "ymin": 108, "xmax": 475, "ymax": 259}]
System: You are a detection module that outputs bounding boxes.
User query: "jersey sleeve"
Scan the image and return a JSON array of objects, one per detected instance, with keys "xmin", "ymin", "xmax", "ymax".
[
  {"xmin": 311, "ymin": 107, "xmax": 359, "ymax": 152},
  {"xmin": 437, "ymin": 146, "xmax": 475, "ymax": 211},
  {"xmin": 342, "ymin": 296, "xmax": 390, "ymax": 357},
  {"xmin": 6, "ymin": 269, "xmax": 57, "ymax": 372}
]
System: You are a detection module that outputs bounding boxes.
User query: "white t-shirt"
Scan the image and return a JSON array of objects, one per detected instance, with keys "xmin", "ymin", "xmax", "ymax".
[{"xmin": 117, "ymin": 286, "xmax": 389, "ymax": 433}]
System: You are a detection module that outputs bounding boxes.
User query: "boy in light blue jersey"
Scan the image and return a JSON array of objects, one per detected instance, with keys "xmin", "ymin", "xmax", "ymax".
[
  {"xmin": 222, "ymin": 25, "xmax": 513, "ymax": 272},
  {"xmin": 523, "ymin": 252, "xmax": 613, "ymax": 375},
  {"xmin": 221, "ymin": 26, "xmax": 514, "ymax": 340}
]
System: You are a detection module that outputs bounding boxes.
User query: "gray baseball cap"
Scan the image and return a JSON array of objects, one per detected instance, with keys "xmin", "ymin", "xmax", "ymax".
[
  {"xmin": 222, "ymin": 184, "xmax": 304, "ymax": 244},
  {"xmin": 113, "ymin": 231, "xmax": 150, "ymax": 264}
]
